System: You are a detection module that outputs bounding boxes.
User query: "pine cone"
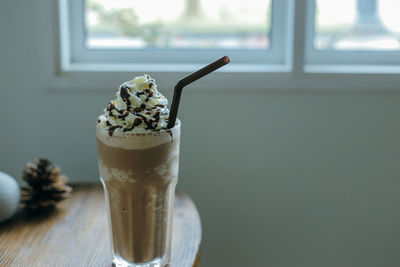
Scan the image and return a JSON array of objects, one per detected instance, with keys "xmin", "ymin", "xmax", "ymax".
[{"xmin": 21, "ymin": 158, "xmax": 72, "ymax": 211}]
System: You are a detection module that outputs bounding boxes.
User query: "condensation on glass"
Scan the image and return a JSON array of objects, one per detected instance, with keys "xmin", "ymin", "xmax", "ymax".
[
  {"xmin": 314, "ymin": 0, "xmax": 400, "ymax": 51},
  {"xmin": 85, "ymin": 0, "xmax": 271, "ymax": 50}
]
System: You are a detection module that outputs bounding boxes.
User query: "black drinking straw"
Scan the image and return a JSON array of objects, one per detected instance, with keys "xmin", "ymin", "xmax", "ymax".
[{"xmin": 167, "ymin": 56, "xmax": 230, "ymax": 129}]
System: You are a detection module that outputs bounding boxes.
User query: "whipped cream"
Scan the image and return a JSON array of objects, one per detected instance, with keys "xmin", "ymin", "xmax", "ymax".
[{"xmin": 97, "ymin": 75, "xmax": 169, "ymax": 136}]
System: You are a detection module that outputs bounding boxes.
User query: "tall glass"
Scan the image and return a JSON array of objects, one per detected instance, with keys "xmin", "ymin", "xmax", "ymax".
[{"xmin": 96, "ymin": 121, "xmax": 180, "ymax": 267}]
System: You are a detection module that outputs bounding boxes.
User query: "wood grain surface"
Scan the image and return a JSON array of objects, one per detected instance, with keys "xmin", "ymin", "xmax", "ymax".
[{"xmin": 0, "ymin": 185, "xmax": 201, "ymax": 267}]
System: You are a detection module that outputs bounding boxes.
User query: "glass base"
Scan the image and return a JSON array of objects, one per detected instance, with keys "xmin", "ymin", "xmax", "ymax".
[{"xmin": 112, "ymin": 256, "xmax": 170, "ymax": 267}]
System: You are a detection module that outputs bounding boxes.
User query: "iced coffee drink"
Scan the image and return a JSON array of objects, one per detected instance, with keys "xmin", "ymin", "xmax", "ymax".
[{"xmin": 96, "ymin": 75, "xmax": 180, "ymax": 267}]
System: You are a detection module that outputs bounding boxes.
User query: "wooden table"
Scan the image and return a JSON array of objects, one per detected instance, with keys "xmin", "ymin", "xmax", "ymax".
[{"xmin": 0, "ymin": 185, "xmax": 201, "ymax": 266}]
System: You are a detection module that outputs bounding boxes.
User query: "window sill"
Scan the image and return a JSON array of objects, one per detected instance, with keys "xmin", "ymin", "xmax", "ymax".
[
  {"xmin": 61, "ymin": 62, "xmax": 292, "ymax": 73},
  {"xmin": 48, "ymin": 63, "xmax": 292, "ymax": 91},
  {"xmin": 46, "ymin": 62, "xmax": 400, "ymax": 92}
]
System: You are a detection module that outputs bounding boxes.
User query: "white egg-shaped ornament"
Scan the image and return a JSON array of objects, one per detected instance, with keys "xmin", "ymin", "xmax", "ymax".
[{"xmin": 0, "ymin": 171, "xmax": 21, "ymax": 222}]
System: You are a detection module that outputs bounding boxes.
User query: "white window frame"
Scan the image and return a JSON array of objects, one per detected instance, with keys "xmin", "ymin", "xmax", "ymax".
[
  {"xmin": 54, "ymin": 0, "xmax": 400, "ymax": 91},
  {"xmin": 60, "ymin": 0, "xmax": 293, "ymax": 73}
]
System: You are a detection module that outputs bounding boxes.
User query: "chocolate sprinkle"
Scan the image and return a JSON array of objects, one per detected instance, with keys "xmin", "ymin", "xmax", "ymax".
[
  {"xmin": 154, "ymin": 112, "xmax": 160, "ymax": 122},
  {"xmin": 135, "ymin": 114, "xmax": 155, "ymax": 130},
  {"xmin": 108, "ymin": 125, "xmax": 121, "ymax": 136},
  {"xmin": 133, "ymin": 118, "xmax": 142, "ymax": 126},
  {"xmin": 117, "ymin": 111, "xmax": 129, "ymax": 120},
  {"xmin": 120, "ymin": 85, "xmax": 131, "ymax": 107},
  {"xmin": 107, "ymin": 102, "xmax": 123, "ymax": 115},
  {"xmin": 122, "ymin": 117, "xmax": 144, "ymax": 133},
  {"xmin": 106, "ymin": 102, "xmax": 113, "ymax": 116}
]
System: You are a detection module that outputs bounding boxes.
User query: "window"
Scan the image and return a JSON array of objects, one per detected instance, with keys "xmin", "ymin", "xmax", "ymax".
[
  {"xmin": 60, "ymin": 0, "xmax": 291, "ymax": 72},
  {"xmin": 59, "ymin": 0, "xmax": 400, "ymax": 81},
  {"xmin": 305, "ymin": 0, "xmax": 400, "ymax": 70}
]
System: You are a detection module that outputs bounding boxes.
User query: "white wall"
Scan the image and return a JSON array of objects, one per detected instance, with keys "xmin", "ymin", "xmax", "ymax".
[{"xmin": 1, "ymin": 1, "xmax": 400, "ymax": 266}]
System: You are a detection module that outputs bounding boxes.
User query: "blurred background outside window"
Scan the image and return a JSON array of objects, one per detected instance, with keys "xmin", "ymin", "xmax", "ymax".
[
  {"xmin": 85, "ymin": 0, "xmax": 272, "ymax": 50},
  {"xmin": 85, "ymin": 0, "xmax": 400, "ymax": 52},
  {"xmin": 314, "ymin": 0, "xmax": 400, "ymax": 51}
]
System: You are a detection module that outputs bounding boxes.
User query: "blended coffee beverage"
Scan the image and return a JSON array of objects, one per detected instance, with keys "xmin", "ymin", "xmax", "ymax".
[{"xmin": 96, "ymin": 75, "xmax": 180, "ymax": 267}]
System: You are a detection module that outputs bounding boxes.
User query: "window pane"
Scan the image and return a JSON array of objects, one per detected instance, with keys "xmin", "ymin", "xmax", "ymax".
[
  {"xmin": 85, "ymin": 0, "xmax": 271, "ymax": 50},
  {"xmin": 314, "ymin": 0, "xmax": 400, "ymax": 51}
]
